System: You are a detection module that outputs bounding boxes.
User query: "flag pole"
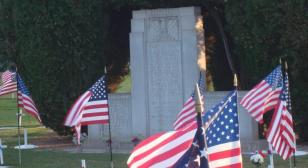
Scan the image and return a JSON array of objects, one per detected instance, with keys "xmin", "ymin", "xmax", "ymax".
[
  {"xmin": 105, "ymin": 67, "xmax": 114, "ymax": 168},
  {"xmin": 12, "ymin": 0, "xmax": 22, "ymax": 166},
  {"xmin": 268, "ymin": 60, "xmax": 285, "ymax": 168},
  {"xmin": 15, "ymin": 67, "xmax": 22, "ymax": 168},
  {"xmin": 268, "ymin": 144, "xmax": 275, "ymax": 168},
  {"xmin": 194, "ymin": 83, "xmax": 209, "ymax": 168},
  {"xmin": 200, "ymin": 75, "xmax": 238, "ymax": 168},
  {"xmin": 284, "ymin": 61, "xmax": 296, "ymax": 168},
  {"xmin": 267, "ymin": 61, "xmax": 285, "ymax": 168}
]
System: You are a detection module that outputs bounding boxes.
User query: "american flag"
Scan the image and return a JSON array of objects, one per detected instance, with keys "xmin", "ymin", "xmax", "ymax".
[
  {"xmin": 204, "ymin": 91, "xmax": 243, "ymax": 168},
  {"xmin": 173, "ymin": 108, "xmax": 208, "ymax": 168},
  {"xmin": 173, "ymin": 72, "xmax": 205, "ymax": 130},
  {"xmin": 2, "ymin": 70, "xmax": 15, "ymax": 84},
  {"xmin": 0, "ymin": 71, "xmax": 17, "ymax": 96},
  {"xmin": 240, "ymin": 66, "xmax": 283, "ymax": 123},
  {"xmin": 127, "ymin": 121, "xmax": 197, "ymax": 168},
  {"xmin": 17, "ymin": 74, "xmax": 41, "ymax": 122},
  {"xmin": 64, "ymin": 75, "xmax": 109, "ymax": 144},
  {"xmin": 266, "ymin": 71, "xmax": 296, "ymax": 160}
]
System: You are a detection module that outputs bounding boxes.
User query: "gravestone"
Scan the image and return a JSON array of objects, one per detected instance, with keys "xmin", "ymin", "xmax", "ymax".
[{"xmin": 130, "ymin": 7, "xmax": 205, "ymax": 136}]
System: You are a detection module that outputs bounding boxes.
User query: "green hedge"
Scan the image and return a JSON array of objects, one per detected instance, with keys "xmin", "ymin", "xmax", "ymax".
[
  {"xmin": 1, "ymin": 0, "xmax": 307, "ymax": 139},
  {"xmin": 225, "ymin": 0, "xmax": 308, "ymax": 139},
  {"xmin": 16, "ymin": 0, "xmax": 107, "ymax": 134}
]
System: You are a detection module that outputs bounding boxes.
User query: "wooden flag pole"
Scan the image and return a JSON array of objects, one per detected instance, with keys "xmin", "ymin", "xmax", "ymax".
[
  {"xmin": 105, "ymin": 67, "xmax": 114, "ymax": 168},
  {"xmin": 284, "ymin": 61, "xmax": 296, "ymax": 168}
]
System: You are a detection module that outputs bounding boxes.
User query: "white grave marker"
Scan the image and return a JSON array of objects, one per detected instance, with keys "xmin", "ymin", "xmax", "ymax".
[
  {"xmin": 81, "ymin": 159, "xmax": 86, "ymax": 168},
  {"xmin": 0, "ymin": 139, "xmax": 7, "ymax": 165},
  {"xmin": 14, "ymin": 128, "xmax": 37, "ymax": 149}
]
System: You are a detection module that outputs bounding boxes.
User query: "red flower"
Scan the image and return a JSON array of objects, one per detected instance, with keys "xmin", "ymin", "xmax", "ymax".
[
  {"xmin": 131, "ymin": 136, "xmax": 141, "ymax": 146},
  {"xmin": 105, "ymin": 139, "xmax": 112, "ymax": 146}
]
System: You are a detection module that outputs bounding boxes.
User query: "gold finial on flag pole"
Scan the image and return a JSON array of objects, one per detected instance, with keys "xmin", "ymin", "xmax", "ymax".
[
  {"xmin": 194, "ymin": 83, "xmax": 203, "ymax": 114},
  {"xmin": 285, "ymin": 61, "xmax": 288, "ymax": 70},
  {"xmin": 233, "ymin": 74, "xmax": 238, "ymax": 87},
  {"xmin": 104, "ymin": 66, "xmax": 107, "ymax": 74}
]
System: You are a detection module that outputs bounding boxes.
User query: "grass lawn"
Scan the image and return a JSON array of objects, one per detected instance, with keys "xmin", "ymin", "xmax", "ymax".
[
  {"xmin": 2, "ymin": 148, "xmax": 308, "ymax": 167},
  {"xmin": 115, "ymin": 74, "xmax": 131, "ymax": 93},
  {"xmin": 3, "ymin": 149, "xmax": 128, "ymax": 168},
  {"xmin": 0, "ymin": 95, "xmax": 40, "ymax": 127},
  {"xmin": 1, "ymin": 91, "xmax": 308, "ymax": 167}
]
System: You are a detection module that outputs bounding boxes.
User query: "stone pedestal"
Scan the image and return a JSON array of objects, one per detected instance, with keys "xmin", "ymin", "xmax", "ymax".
[{"xmin": 85, "ymin": 93, "xmax": 131, "ymax": 151}]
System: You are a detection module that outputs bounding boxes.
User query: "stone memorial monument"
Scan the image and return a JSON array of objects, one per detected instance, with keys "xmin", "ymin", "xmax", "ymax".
[
  {"xmin": 85, "ymin": 7, "xmax": 261, "ymax": 153},
  {"xmin": 130, "ymin": 7, "xmax": 205, "ymax": 136}
]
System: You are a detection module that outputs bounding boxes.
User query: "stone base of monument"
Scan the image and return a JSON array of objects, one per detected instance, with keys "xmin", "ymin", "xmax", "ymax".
[
  {"xmin": 241, "ymin": 139, "xmax": 268, "ymax": 153},
  {"xmin": 81, "ymin": 139, "xmax": 134, "ymax": 154},
  {"xmin": 14, "ymin": 144, "xmax": 37, "ymax": 150}
]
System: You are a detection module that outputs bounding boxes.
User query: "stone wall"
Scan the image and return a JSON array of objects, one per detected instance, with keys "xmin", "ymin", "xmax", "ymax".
[{"xmin": 86, "ymin": 91, "xmax": 261, "ymax": 152}]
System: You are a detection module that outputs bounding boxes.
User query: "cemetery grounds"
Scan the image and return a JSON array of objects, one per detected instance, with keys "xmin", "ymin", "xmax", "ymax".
[{"xmin": 1, "ymin": 94, "xmax": 308, "ymax": 167}]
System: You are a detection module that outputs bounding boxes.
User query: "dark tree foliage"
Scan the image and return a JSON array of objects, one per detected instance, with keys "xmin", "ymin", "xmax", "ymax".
[
  {"xmin": 15, "ymin": 0, "xmax": 107, "ymax": 134},
  {"xmin": 1, "ymin": 0, "xmax": 219, "ymax": 135},
  {"xmin": 225, "ymin": 0, "xmax": 308, "ymax": 140},
  {"xmin": 0, "ymin": 0, "xmax": 16, "ymax": 70},
  {"xmin": 1, "ymin": 0, "xmax": 307, "ymax": 139}
]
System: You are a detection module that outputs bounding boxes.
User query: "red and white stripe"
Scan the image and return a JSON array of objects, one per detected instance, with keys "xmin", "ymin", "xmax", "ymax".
[
  {"xmin": 173, "ymin": 96, "xmax": 204, "ymax": 130},
  {"xmin": 207, "ymin": 141, "xmax": 243, "ymax": 168},
  {"xmin": 1, "ymin": 70, "xmax": 15, "ymax": 84},
  {"xmin": 64, "ymin": 91, "xmax": 92, "ymax": 127},
  {"xmin": 18, "ymin": 91, "xmax": 41, "ymax": 122},
  {"xmin": 240, "ymin": 80, "xmax": 281, "ymax": 123},
  {"xmin": 127, "ymin": 122, "xmax": 197, "ymax": 168},
  {"xmin": 80, "ymin": 99, "xmax": 109, "ymax": 125},
  {"xmin": 173, "ymin": 97, "xmax": 196, "ymax": 130},
  {"xmin": 266, "ymin": 100, "xmax": 296, "ymax": 160},
  {"xmin": 0, "ymin": 81, "xmax": 17, "ymax": 96},
  {"xmin": 63, "ymin": 91, "xmax": 92, "ymax": 144}
]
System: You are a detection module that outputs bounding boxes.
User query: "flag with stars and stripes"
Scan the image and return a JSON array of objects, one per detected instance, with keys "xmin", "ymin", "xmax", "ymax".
[
  {"xmin": 2, "ymin": 70, "xmax": 15, "ymax": 84},
  {"xmin": 127, "ymin": 121, "xmax": 198, "ymax": 168},
  {"xmin": 0, "ymin": 70, "xmax": 17, "ymax": 96},
  {"xmin": 240, "ymin": 66, "xmax": 283, "ymax": 123},
  {"xmin": 173, "ymin": 72, "xmax": 205, "ymax": 130},
  {"xmin": 17, "ymin": 74, "xmax": 41, "ymax": 122},
  {"xmin": 64, "ymin": 75, "xmax": 109, "ymax": 144},
  {"xmin": 204, "ymin": 91, "xmax": 243, "ymax": 168},
  {"xmin": 172, "ymin": 105, "xmax": 208, "ymax": 168},
  {"xmin": 266, "ymin": 71, "xmax": 296, "ymax": 160}
]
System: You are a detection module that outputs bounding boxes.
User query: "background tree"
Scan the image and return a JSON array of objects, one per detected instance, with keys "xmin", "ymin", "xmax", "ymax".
[
  {"xmin": 225, "ymin": 0, "xmax": 308, "ymax": 139},
  {"xmin": 0, "ymin": 0, "xmax": 16, "ymax": 70},
  {"xmin": 16, "ymin": 0, "xmax": 108, "ymax": 134},
  {"xmin": 0, "ymin": 0, "xmax": 307, "ymax": 140}
]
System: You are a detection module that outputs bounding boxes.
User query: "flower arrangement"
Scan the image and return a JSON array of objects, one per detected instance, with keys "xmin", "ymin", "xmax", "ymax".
[
  {"xmin": 105, "ymin": 138, "xmax": 112, "ymax": 147},
  {"xmin": 250, "ymin": 151, "xmax": 265, "ymax": 168},
  {"xmin": 131, "ymin": 136, "xmax": 141, "ymax": 146},
  {"xmin": 72, "ymin": 132, "xmax": 87, "ymax": 145}
]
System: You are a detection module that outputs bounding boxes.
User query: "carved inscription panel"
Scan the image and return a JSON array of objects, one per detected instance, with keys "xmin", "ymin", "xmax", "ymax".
[
  {"xmin": 147, "ymin": 42, "xmax": 182, "ymax": 134},
  {"xmin": 102, "ymin": 94, "xmax": 132, "ymax": 139},
  {"xmin": 148, "ymin": 17, "xmax": 179, "ymax": 42}
]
